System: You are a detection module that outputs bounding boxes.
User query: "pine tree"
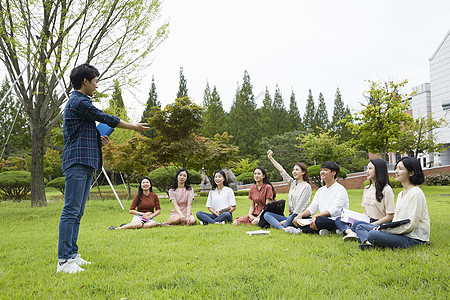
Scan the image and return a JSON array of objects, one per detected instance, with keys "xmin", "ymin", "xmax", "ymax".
[
  {"xmin": 201, "ymin": 82, "xmax": 227, "ymax": 138},
  {"xmin": 288, "ymin": 89, "xmax": 302, "ymax": 131},
  {"xmin": 259, "ymin": 87, "xmax": 274, "ymax": 137},
  {"xmin": 104, "ymin": 81, "xmax": 133, "ymax": 143},
  {"xmin": 314, "ymin": 92, "xmax": 329, "ymax": 134},
  {"xmin": 330, "ymin": 87, "xmax": 353, "ymax": 142},
  {"xmin": 303, "ymin": 89, "xmax": 315, "ymax": 132},
  {"xmin": 229, "ymin": 71, "xmax": 260, "ymax": 158},
  {"xmin": 140, "ymin": 76, "xmax": 161, "ymax": 138},
  {"xmin": 176, "ymin": 66, "xmax": 188, "ymax": 99},
  {"xmin": 271, "ymin": 84, "xmax": 289, "ymax": 135}
]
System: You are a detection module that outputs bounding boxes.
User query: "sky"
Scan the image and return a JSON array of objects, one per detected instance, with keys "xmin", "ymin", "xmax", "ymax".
[{"xmin": 118, "ymin": 0, "xmax": 450, "ymax": 122}]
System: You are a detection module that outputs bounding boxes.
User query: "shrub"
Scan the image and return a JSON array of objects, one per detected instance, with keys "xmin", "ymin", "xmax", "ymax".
[
  {"xmin": 197, "ymin": 190, "xmax": 250, "ymax": 198},
  {"xmin": 47, "ymin": 177, "xmax": 66, "ymax": 195},
  {"xmin": 0, "ymin": 171, "xmax": 31, "ymax": 201},
  {"xmin": 307, "ymin": 165, "xmax": 348, "ymax": 187},
  {"xmin": 149, "ymin": 166, "xmax": 201, "ymax": 195},
  {"xmin": 231, "ymin": 158, "xmax": 258, "ymax": 177},
  {"xmin": 424, "ymin": 172, "xmax": 450, "ymax": 186},
  {"xmin": 363, "ymin": 179, "xmax": 402, "ymax": 189},
  {"xmin": 236, "ymin": 172, "xmax": 254, "ymax": 184}
]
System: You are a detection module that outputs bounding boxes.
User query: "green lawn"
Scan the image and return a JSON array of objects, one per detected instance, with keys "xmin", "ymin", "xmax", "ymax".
[{"xmin": 0, "ymin": 186, "xmax": 448, "ymax": 299}]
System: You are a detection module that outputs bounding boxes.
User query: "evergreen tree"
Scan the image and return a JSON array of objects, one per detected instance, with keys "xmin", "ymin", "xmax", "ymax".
[
  {"xmin": 288, "ymin": 89, "xmax": 302, "ymax": 131},
  {"xmin": 201, "ymin": 82, "xmax": 227, "ymax": 138},
  {"xmin": 259, "ymin": 87, "xmax": 274, "ymax": 137},
  {"xmin": 104, "ymin": 81, "xmax": 133, "ymax": 143},
  {"xmin": 331, "ymin": 87, "xmax": 353, "ymax": 142},
  {"xmin": 271, "ymin": 84, "xmax": 289, "ymax": 135},
  {"xmin": 314, "ymin": 92, "xmax": 329, "ymax": 134},
  {"xmin": 229, "ymin": 71, "xmax": 260, "ymax": 158},
  {"xmin": 140, "ymin": 76, "xmax": 161, "ymax": 138},
  {"xmin": 176, "ymin": 66, "xmax": 188, "ymax": 99},
  {"xmin": 0, "ymin": 78, "xmax": 31, "ymax": 156},
  {"xmin": 303, "ymin": 89, "xmax": 315, "ymax": 132}
]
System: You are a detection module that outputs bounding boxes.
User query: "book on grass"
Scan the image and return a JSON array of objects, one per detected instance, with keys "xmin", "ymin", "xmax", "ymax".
[
  {"xmin": 246, "ymin": 230, "xmax": 270, "ymax": 236},
  {"xmin": 378, "ymin": 219, "xmax": 410, "ymax": 230},
  {"xmin": 296, "ymin": 219, "xmax": 312, "ymax": 226},
  {"xmin": 97, "ymin": 123, "xmax": 114, "ymax": 136},
  {"xmin": 341, "ymin": 208, "xmax": 370, "ymax": 224}
]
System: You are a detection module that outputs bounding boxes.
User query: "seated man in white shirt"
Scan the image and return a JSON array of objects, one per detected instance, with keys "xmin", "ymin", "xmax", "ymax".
[{"xmin": 288, "ymin": 161, "xmax": 349, "ymax": 235}]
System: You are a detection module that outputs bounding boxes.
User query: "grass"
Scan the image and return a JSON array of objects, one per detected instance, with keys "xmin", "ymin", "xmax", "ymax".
[{"xmin": 0, "ymin": 186, "xmax": 449, "ymax": 299}]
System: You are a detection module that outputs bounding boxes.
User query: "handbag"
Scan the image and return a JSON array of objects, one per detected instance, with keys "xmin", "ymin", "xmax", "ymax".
[{"xmin": 258, "ymin": 199, "xmax": 286, "ymax": 228}]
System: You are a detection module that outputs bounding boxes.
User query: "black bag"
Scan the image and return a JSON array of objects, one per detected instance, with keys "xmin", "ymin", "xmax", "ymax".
[
  {"xmin": 258, "ymin": 199, "xmax": 286, "ymax": 229},
  {"xmin": 378, "ymin": 219, "xmax": 410, "ymax": 230}
]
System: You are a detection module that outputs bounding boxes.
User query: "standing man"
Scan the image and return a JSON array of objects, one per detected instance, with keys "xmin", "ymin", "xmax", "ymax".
[
  {"xmin": 289, "ymin": 161, "xmax": 349, "ymax": 235},
  {"xmin": 57, "ymin": 64, "xmax": 148, "ymax": 273}
]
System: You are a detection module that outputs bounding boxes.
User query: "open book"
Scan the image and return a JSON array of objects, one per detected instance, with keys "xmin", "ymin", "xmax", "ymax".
[
  {"xmin": 296, "ymin": 219, "xmax": 312, "ymax": 226},
  {"xmin": 246, "ymin": 230, "xmax": 270, "ymax": 236},
  {"xmin": 97, "ymin": 123, "xmax": 114, "ymax": 136},
  {"xmin": 341, "ymin": 208, "xmax": 370, "ymax": 224}
]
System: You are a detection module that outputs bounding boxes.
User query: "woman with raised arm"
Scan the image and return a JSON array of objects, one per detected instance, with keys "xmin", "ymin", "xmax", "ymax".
[
  {"xmin": 336, "ymin": 159, "xmax": 395, "ymax": 241},
  {"xmin": 167, "ymin": 169, "xmax": 196, "ymax": 226},
  {"xmin": 196, "ymin": 170, "xmax": 237, "ymax": 224},
  {"xmin": 263, "ymin": 150, "xmax": 311, "ymax": 232},
  {"xmin": 233, "ymin": 167, "xmax": 275, "ymax": 226},
  {"xmin": 109, "ymin": 177, "xmax": 161, "ymax": 230},
  {"xmin": 355, "ymin": 157, "xmax": 430, "ymax": 250}
]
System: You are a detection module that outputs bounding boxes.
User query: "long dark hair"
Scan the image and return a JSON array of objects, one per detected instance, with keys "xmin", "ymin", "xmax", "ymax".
[
  {"xmin": 253, "ymin": 167, "xmax": 276, "ymax": 200},
  {"xmin": 295, "ymin": 162, "xmax": 310, "ymax": 183},
  {"xmin": 368, "ymin": 159, "xmax": 390, "ymax": 202},
  {"xmin": 211, "ymin": 170, "xmax": 229, "ymax": 190},
  {"xmin": 137, "ymin": 177, "xmax": 153, "ymax": 206},
  {"xmin": 171, "ymin": 169, "xmax": 192, "ymax": 190}
]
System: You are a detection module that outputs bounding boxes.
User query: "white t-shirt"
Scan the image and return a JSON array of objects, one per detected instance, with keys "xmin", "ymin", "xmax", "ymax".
[
  {"xmin": 206, "ymin": 186, "xmax": 236, "ymax": 212},
  {"xmin": 306, "ymin": 181, "xmax": 349, "ymax": 219},
  {"xmin": 361, "ymin": 184, "xmax": 395, "ymax": 220}
]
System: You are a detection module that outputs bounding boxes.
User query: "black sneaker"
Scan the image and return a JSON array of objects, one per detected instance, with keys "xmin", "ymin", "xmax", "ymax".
[
  {"xmin": 120, "ymin": 223, "xmax": 127, "ymax": 227},
  {"xmin": 108, "ymin": 226, "xmax": 117, "ymax": 230}
]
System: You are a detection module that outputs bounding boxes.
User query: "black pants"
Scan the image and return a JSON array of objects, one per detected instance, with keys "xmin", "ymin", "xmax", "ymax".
[{"xmin": 301, "ymin": 216, "xmax": 336, "ymax": 234}]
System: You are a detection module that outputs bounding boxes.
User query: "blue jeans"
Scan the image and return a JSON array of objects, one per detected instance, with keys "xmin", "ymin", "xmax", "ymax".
[
  {"xmin": 263, "ymin": 212, "xmax": 297, "ymax": 229},
  {"xmin": 58, "ymin": 164, "xmax": 94, "ymax": 261},
  {"xmin": 196, "ymin": 211, "xmax": 233, "ymax": 224},
  {"xmin": 335, "ymin": 217, "xmax": 378, "ymax": 235},
  {"xmin": 355, "ymin": 223, "xmax": 426, "ymax": 248}
]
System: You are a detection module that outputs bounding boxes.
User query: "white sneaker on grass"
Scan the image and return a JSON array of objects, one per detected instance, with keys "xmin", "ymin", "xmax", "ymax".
[
  {"xmin": 336, "ymin": 229, "xmax": 343, "ymax": 235},
  {"xmin": 57, "ymin": 260, "xmax": 84, "ymax": 274},
  {"xmin": 214, "ymin": 221, "xmax": 225, "ymax": 225},
  {"xmin": 285, "ymin": 227, "xmax": 302, "ymax": 234},
  {"xmin": 319, "ymin": 229, "xmax": 332, "ymax": 236},
  {"xmin": 72, "ymin": 254, "xmax": 91, "ymax": 266},
  {"xmin": 343, "ymin": 231, "xmax": 359, "ymax": 242}
]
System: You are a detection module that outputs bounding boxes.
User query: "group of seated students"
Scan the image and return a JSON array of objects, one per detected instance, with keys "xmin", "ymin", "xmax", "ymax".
[{"xmin": 109, "ymin": 150, "xmax": 431, "ymax": 251}]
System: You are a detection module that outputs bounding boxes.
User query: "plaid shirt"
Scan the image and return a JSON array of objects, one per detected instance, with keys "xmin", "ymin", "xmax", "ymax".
[{"xmin": 62, "ymin": 91, "xmax": 120, "ymax": 172}]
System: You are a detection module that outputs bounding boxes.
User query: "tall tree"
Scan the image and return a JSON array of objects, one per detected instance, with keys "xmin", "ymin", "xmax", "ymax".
[
  {"xmin": 201, "ymin": 82, "xmax": 227, "ymax": 138},
  {"xmin": 0, "ymin": 78, "xmax": 31, "ymax": 157},
  {"xmin": 0, "ymin": 0, "xmax": 168, "ymax": 206},
  {"xmin": 271, "ymin": 84, "xmax": 289, "ymax": 135},
  {"xmin": 303, "ymin": 90, "xmax": 315, "ymax": 132},
  {"xmin": 330, "ymin": 87, "xmax": 353, "ymax": 142},
  {"xmin": 288, "ymin": 89, "xmax": 302, "ymax": 131},
  {"xmin": 314, "ymin": 92, "xmax": 329, "ymax": 134},
  {"xmin": 140, "ymin": 76, "xmax": 161, "ymax": 138},
  {"xmin": 177, "ymin": 66, "xmax": 188, "ymax": 99},
  {"xmin": 259, "ymin": 87, "xmax": 274, "ymax": 137},
  {"xmin": 229, "ymin": 71, "xmax": 260, "ymax": 158}
]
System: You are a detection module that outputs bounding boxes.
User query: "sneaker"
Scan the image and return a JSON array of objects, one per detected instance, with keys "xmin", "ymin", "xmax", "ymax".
[
  {"xmin": 72, "ymin": 254, "xmax": 91, "ymax": 266},
  {"xmin": 108, "ymin": 226, "xmax": 117, "ymax": 230},
  {"xmin": 57, "ymin": 260, "xmax": 85, "ymax": 274},
  {"xmin": 319, "ymin": 229, "xmax": 332, "ymax": 236},
  {"xmin": 199, "ymin": 221, "xmax": 205, "ymax": 225},
  {"xmin": 214, "ymin": 221, "xmax": 225, "ymax": 225},
  {"xmin": 359, "ymin": 243, "xmax": 374, "ymax": 251},
  {"xmin": 285, "ymin": 227, "xmax": 302, "ymax": 234},
  {"xmin": 343, "ymin": 231, "xmax": 359, "ymax": 242},
  {"xmin": 336, "ymin": 229, "xmax": 343, "ymax": 235},
  {"xmin": 120, "ymin": 223, "xmax": 128, "ymax": 227}
]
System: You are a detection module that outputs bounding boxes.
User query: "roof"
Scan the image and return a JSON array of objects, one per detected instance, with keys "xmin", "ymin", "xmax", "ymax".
[{"xmin": 429, "ymin": 28, "xmax": 450, "ymax": 61}]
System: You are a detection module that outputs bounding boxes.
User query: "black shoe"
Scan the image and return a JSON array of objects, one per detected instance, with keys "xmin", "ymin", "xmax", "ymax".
[
  {"xmin": 359, "ymin": 243, "xmax": 374, "ymax": 251},
  {"xmin": 120, "ymin": 223, "xmax": 127, "ymax": 227},
  {"xmin": 108, "ymin": 226, "xmax": 117, "ymax": 230}
]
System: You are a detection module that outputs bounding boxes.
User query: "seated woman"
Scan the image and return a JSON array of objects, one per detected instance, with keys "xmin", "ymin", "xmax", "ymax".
[
  {"xmin": 109, "ymin": 177, "xmax": 161, "ymax": 230},
  {"xmin": 167, "ymin": 169, "xmax": 196, "ymax": 226},
  {"xmin": 263, "ymin": 150, "xmax": 312, "ymax": 232},
  {"xmin": 196, "ymin": 170, "xmax": 236, "ymax": 224},
  {"xmin": 335, "ymin": 159, "xmax": 395, "ymax": 241},
  {"xmin": 233, "ymin": 167, "xmax": 275, "ymax": 226},
  {"xmin": 355, "ymin": 157, "xmax": 430, "ymax": 250}
]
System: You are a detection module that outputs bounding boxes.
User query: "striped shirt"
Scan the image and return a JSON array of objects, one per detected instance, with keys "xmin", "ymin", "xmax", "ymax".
[
  {"xmin": 62, "ymin": 91, "xmax": 120, "ymax": 172},
  {"xmin": 281, "ymin": 170, "xmax": 312, "ymax": 214}
]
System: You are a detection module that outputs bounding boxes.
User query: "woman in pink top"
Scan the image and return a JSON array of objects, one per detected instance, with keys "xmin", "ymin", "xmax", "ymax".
[
  {"xmin": 167, "ymin": 169, "xmax": 196, "ymax": 226},
  {"xmin": 233, "ymin": 167, "xmax": 275, "ymax": 226}
]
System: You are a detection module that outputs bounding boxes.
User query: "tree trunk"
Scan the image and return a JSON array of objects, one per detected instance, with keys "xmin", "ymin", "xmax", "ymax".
[{"xmin": 30, "ymin": 124, "xmax": 47, "ymax": 207}]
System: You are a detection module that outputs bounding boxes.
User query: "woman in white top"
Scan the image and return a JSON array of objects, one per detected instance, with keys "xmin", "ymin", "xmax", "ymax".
[
  {"xmin": 355, "ymin": 157, "xmax": 430, "ymax": 250},
  {"xmin": 263, "ymin": 150, "xmax": 312, "ymax": 231},
  {"xmin": 336, "ymin": 159, "xmax": 395, "ymax": 241},
  {"xmin": 196, "ymin": 170, "xmax": 237, "ymax": 224}
]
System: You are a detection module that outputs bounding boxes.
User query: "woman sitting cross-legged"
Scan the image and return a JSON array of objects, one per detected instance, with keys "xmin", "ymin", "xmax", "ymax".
[
  {"xmin": 196, "ymin": 170, "xmax": 236, "ymax": 225},
  {"xmin": 336, "ymin": 159, "xmax": 395, "ymax": 242},
  {"xmin": 355, "ymin": 157, "xmax": 430, "ymax": 250},
  {"xmin": 233, "ymin": 167, "xmax": 275, "ymax": 226},
  {"xmin": 109, "ymin": 177, "xmax": 161, "ymax": 230},
  {"xmin": 167, "ymin": 169, "xmax": 197, "ymax": 226}
]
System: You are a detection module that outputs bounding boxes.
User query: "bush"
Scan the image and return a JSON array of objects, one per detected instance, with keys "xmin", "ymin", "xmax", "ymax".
[
  {"xmin": 307, "ymin": 165, "xmax": 348, "ymax": 187},
  {"xmin": 0, "ymin": 171, "xmax": 32, "ymax": 201},
  {"xmin": 424, "ymin": 172, "xmax": 450, "ymax": 186},
  {"xmin": 47, "ymin": 177, "xmax": 66, "ymax": 195},
  {"xmin": 363, "ymin": 179, "xmax": 402, "ymax": 189},
  {"xmin": 149, "ymin": 166, "xmax": 202, "ymax": 194},
  {"xmin": 198, "ymin": 190, "xmax": 250, "ymax": 198},
  {"xmin": 236, "ymin": 172, "xmax": 254, "ymax": 184}
]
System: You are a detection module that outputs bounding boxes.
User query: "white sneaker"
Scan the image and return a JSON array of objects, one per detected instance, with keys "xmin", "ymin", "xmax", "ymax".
[
  {"xmin": 285, "ymin": 227, "xmax": 302, "ymax": 234},
  {"xmin": 319, "ymin": 229, "xmax": 332, "ymax": 236},
  {"xmin": 57, "ymin": 260, "xmax": 85, "ymax": 274},
  {"xmin": 336, "ymin": 229, "xmax": 343, "ymax": 235},
  {"xmin": 72, "ymin": 254, "xmax": 91, "ymax": 266},
  {"xmin": 214, "ymin": 221, "xmax": 225, "ymax": 225},
  {"xmin": 199, "ymin": 221, "xmax": 205, "ymax": 225},
  {"xmin": 343, "ymin": 231, "xmax": 359, "ymax": 242}
]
